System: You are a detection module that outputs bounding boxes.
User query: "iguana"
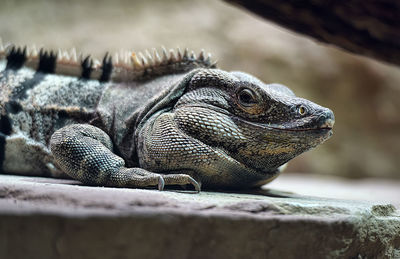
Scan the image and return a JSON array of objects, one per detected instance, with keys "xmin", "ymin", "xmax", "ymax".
[{"xmin": 0, "ymin": 39, "xmax": 334, "ymax": 191}]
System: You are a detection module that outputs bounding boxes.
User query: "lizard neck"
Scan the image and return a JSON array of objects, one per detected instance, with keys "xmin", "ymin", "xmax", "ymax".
[{"xmin": 95, "ymin": 71, "xmax": 197, "ymax": 166}]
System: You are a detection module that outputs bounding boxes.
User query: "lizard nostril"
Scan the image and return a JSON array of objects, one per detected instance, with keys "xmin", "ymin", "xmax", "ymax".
[
  {"xmin": 321, "ymin": 118, "xmax": 335, "ymax": 129},
  {"xmin": 318, "ymin": 109, "xmax": 335, "ymax": 129}
]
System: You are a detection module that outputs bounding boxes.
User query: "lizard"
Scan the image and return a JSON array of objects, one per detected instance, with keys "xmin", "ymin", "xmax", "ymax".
[{"xmin": 0, "ymin": 39, "xmax": 334, "ymax": 191}]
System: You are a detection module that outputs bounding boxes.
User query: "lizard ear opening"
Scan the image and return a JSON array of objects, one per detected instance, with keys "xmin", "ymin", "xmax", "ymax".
[
  {"xmin": 237, "ymin": 88, "xmax": 258, "ymax": 107},
  {"xmin": 234, "ymin": 85, "xmax": 265, "ymax": 115}
]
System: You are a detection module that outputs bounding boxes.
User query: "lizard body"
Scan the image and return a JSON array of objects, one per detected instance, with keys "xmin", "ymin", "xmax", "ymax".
[{"xmin": 0, "ymin": 41, "xmax": 334, "ymax": 191}]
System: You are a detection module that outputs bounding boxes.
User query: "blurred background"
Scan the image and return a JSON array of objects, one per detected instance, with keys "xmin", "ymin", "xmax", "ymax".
[{"xmin": 1, "ymin": 0, "xmax": 399, "ymax": 180}]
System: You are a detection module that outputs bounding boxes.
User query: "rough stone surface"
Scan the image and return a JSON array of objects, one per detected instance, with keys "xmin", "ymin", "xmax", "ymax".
[
  {"xmin": 0, "ymin": 174, "xmax": 399, "ymax": 259},
  {"xmin": 224, "ymin": 0, "xmax": 400, "ymax": 66}
]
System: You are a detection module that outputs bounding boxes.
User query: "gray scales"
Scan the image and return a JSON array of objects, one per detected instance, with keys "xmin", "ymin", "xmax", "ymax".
[{"xmin": 0, "ymin": 39, "xmax": 334, "ymax": 191}]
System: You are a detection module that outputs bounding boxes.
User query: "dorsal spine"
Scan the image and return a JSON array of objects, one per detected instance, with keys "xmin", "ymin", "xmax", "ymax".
[{"xmin": 0, "ymin": 38, "xmax": 217, "ymax": 82}]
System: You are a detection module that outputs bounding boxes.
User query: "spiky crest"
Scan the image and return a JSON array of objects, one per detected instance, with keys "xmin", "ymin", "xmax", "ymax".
[{"xmin": 0, "ymin": 38, "xmax": 217, "ymax": 82}]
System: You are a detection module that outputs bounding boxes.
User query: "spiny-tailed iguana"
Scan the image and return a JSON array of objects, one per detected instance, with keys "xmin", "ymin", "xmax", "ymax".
[{"xmin": 0, "ymin": 39, "xmax": 334, "ymax": 191}]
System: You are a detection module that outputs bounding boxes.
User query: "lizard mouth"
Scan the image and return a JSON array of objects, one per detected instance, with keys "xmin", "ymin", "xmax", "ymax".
[
  {"xmin": 238, "ymin": 119, "xmax": 333, "ymax": 136},
  {"xmin": 251, "ymin": 113, "xmax": 335, "ymax": 134},
  {"xmin": 271, "ymin": 124, "xmax": 333, "ymax": 132},
  {"xmin": 263, "ymin": 113, "xmax": 335, "ymax": 132},
  {"xmin": 176, "ymin": 103, "xmax": 334, "ymax": 134},
  {"xmin": 231, "ymin": 112, "xmax": 334, "ymax": 133}
]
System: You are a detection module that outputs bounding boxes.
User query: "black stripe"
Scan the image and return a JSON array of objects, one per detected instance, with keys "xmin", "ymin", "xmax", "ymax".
[
  {"xmin": 100, "ymin": 53, "xmax": 112, "ymax": 82},
  {"xmin": 12, "ymin": 72, "xmax": 46, "ymax": 100},
  {"xmin": 37, "ymin": 49, "xmax": 57, "ymax": 74},
  {"xmin": 0, "ymin": 133, "xmax": 7, "ymax": 173},
  {"xmin": 0, "ymin": 113, "xmax": 12, "ymax": 173},
  {"xmin": 0, "ymin": 114, "xmax": 12, "ymax": 136},
  {"xmin": 5, "ymin": 101, "xmax": 23, "ymax": 114},
  {"xmin": 81, "ymin": 55, "xmax": 93, "ymax": 79},
  {"xmin": 6, "ymin": 46, "xmax": 27, "ymax": 70}
]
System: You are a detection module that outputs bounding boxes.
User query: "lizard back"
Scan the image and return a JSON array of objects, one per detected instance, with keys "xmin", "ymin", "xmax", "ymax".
[{"xmin": 0, "ymin": 41, "xmax": 215, "ymax": 176}]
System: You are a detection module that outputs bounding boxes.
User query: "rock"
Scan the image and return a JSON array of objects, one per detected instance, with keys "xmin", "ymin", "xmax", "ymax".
[
  {"xmin": 223, "ymin": 0, "xmax": 400, "ymax": 66},
  {"xmin": 0, "ymin": 174, "xmax": 399, "ymax": 259}
]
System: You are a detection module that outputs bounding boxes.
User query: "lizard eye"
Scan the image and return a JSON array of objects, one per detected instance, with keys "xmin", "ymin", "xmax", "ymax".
[
  {"xmin": 237, "ymin": 89, "xmax": 258, "ymax": 107},
  {"xmin": 298, "ymin": 105, "xmax": 308, "ymax": 116}
]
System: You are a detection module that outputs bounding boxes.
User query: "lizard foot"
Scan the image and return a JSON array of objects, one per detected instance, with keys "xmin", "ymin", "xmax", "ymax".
[{"xmin": 110, "ymin": 168, "xmax": 200, "ymax": 192}]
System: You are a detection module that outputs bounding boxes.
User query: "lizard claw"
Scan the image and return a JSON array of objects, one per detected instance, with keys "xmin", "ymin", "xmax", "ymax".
[
  {"xmin": 157, "ymin": 175, "xmax": 165, "ymax": 191},
  {"xmin": 188, "ymin": 176, "xmax": 201, "ymax": 193},
  {"xmin": 161, "ymin": 173, "xmax": 201, "ymax": 192}
]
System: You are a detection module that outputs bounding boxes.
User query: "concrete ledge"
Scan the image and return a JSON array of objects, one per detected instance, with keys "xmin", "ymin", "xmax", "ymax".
[{"xmin": 0, "ymin": 174, "xmax": 399, "ymax": 259}]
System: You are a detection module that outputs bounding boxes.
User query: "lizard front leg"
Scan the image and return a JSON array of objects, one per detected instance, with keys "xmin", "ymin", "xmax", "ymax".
[{"xmin": 50, "ymin": 124, "xmax": 200, "ymax": 191}]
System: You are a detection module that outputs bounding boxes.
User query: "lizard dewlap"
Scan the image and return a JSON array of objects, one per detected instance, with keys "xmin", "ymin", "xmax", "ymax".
[{"xmin": 0, "ymin": 40, "xmax": 334, "ymax": 191}]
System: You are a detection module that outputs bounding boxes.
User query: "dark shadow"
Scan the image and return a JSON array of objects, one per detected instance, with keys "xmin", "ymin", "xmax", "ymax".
[{"xmin": 162, "ymin": 184, "xmax": 297, "ymax": 198}]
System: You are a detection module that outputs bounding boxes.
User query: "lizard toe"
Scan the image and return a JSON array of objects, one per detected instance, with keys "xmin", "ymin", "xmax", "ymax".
[
  {"xmin": 188, "ymin": 176, "xmax": 201, "ymax": 193},
  {"xmin": 162, "ymin": 173, "xmax": 201, "ymax": 192},
  {"xmin": 157, "ymin": 175, "xmax": 165, "ymax": 191}
]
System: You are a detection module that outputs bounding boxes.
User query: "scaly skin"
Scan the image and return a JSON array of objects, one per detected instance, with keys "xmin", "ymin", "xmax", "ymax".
[
  {"xmin": 0, "ymin": 42, "xmax": 334, "ymax": 191},
  {"xmin": 136, "ymin": 69, "xmax": 334, "ymax": 189}
]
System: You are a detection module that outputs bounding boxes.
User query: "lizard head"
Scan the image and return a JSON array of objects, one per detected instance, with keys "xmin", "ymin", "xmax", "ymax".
[
  {"xmin": 172, "ymin": 69, "xmax": 334, "ymax": 183},
  {"xmin": 138, "ymin": 68, "xmax": 334, "ymax": 189}
]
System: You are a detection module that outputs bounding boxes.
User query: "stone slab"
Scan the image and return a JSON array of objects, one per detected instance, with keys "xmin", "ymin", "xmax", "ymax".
[{"xmin": 0, "ymin": 174, "xmax": 399, "ymax": 259}]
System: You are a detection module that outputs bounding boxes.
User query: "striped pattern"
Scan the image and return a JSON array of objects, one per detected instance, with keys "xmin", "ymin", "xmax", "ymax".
[
  {"xmin": 0, "ymin": 58, "xmax": 107, "ymax": 175},
  {"xmin": 0, "ymin": 38, "xmax": 217, "ymax": 83}
]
